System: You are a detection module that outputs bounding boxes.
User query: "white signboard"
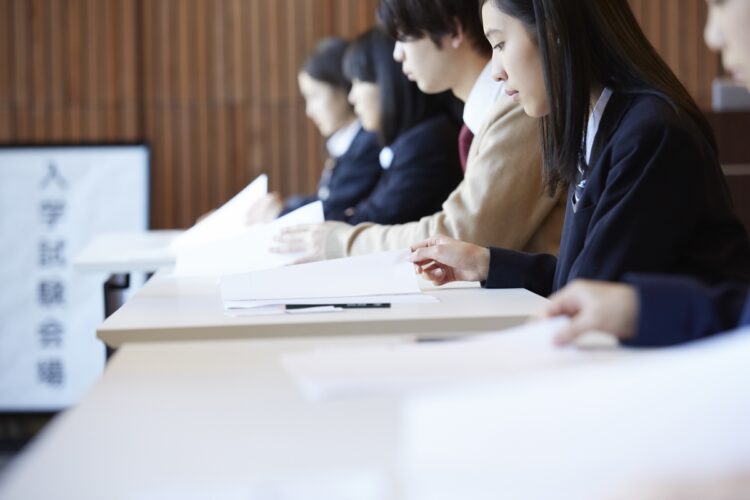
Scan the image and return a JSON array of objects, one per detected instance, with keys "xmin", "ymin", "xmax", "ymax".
[{"xmin": 0, "ymin": 145, "xmax": 149, "ymax": 411}]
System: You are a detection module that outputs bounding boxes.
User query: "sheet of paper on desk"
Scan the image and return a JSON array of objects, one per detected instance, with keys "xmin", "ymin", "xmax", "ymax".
[
  {"xmin": 172, "ymin": 201, "xmax": 324, "ymax": 277},
  {"xmin": 220, "ymin": 250, "xmax": 422, "ymax": 308},
  {"xmin": 400, "ymin": 327, "xmax": 750, "ymax": 500},
  {"xmin": 281, "ymin": 317, "xmax": 626, "ymax": 400},
  {"xmin": 171, "ymin": 174, "xmax": 268, "ymax": 250}
]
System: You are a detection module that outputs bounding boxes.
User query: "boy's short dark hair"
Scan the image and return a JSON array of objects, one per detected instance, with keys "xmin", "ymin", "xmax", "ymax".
[{"xmin": 377, "ymin": 0, "xmax": 491, "ymax": 57}]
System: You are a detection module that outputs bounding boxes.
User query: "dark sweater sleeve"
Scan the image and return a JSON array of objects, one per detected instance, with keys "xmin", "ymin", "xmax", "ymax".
[
  {"xmin": 279, "ymin": 195, "xmax": 319, "ymax": 217},
  {"xmin": 483, "ymin": 247, "xmax": 558, "ymax": 296},
  {"xmin": 344, "ymin": 119, "xmax": 461, "ymax": 226},
  {"xmin": 563, "ymin": 117, "xmax": 743, "ymax": 285},
  {"xmin": 487, "ymin": 110, "xmax": 739, "ymax": 296},
  {"xmin": 623, "ymin": 274, "xmax": 750, "ymax": 347},
  {"xmin": 323, "ymin": 132, "xmax": 383, "ymax": 222}
]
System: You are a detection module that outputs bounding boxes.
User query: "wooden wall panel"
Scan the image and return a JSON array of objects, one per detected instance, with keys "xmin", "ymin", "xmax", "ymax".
[
  {"xmin": 131, "ymin": 0, "xmax": 381, "ymax": 228},
  {"xmin": 0, "ymin": 0, "xmax": 140, "ymax": 143},
  {"xmin": 630, "ymin": 0, "xmax": 720, "ymax": 108},
  {"xmin": 0, "ymin": 0, "xmax": 723, "ymax": 229},
  {"xmin": 0, "ymin": 0, "xmax": 12, "ymax": 138}
]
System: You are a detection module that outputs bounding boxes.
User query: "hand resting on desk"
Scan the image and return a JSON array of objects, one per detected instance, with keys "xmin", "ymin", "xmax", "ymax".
[{"xmin": 409, "ymin": 234, "xmax": 490, "ymax": 286}]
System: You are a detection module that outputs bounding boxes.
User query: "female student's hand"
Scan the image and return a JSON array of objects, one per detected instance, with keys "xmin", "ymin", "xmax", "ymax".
[
  {"xmin": 409, "ymin": 235, "xmax": 491, "ymax": 286},
  {"xmin": 542, "ymin": 280, "xmax": 639, "ymax": 345},
  {"xmin": 246, "ymin": 192, "xmax": 283, "ymax": 225},
  {"xmin": 271, "ymin": 223, "xmax": 330, "ymax": 264}
]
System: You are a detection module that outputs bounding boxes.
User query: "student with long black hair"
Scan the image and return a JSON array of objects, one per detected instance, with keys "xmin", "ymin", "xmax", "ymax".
[
  {"xmin": 542, "ymin": 0, "xmax": 750, "ymax": 348},
  {"xmin": 247, "ymin": 37, "xmax": 383, "ymax": 223},
  {"xmin": 309, "ymin": 0, "xmax": 564, "ymax": 262},
  {"xmin": 274, "ymin": 0, "xmax": 563, "ymax": 263},
  {"xmin": 409, "ymin": 0, "xmax": 750, "ymax": 301},
  {"xmin": 337, "ymin": 27, "xmax": 463, "ymax": 225}
]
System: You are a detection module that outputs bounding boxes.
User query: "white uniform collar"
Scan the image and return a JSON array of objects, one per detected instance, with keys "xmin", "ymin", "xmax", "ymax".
[
  {"xmin": 585, "ymin": 87, "xmax": 613, "ymax": 163},
  {"xmin": 326, "ymin": 120, "xmax": 362, "ymax": 159},
  {"xmin": 463, "ymin": 62, "xmax": 505, "ymax": 134}
]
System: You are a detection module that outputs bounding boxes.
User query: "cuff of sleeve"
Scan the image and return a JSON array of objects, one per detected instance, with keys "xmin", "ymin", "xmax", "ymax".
[
  {"xmin": 624, "ymin": 275, "xmax": 716, "ymax": 347},
  {"xmin": 323, "ymin": 221, "xmax": 356, "ymax": 259},
  {"xmin": 482, "ymin": 247, "xmax": 555, "ymax": 297}
]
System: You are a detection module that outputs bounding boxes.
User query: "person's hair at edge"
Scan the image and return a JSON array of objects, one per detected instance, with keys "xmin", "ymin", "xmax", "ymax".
[
  {"xmin": 377, "ymin": 0, "xmax": 491, "ymax": 58},
  {"xmin": 343, "ymin": 27, "xmax": 452, "ymax": 145},
  {"xmin": 481, "ymin": 0, "xmax": 717, "ymax": 195},
  {"xmin": 301, "ymin": 37, "xmax": 352, "ymax": 93}
]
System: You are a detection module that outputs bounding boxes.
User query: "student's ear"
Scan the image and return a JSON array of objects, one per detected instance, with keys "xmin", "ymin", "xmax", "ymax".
[{"xmin": 449, "ymin": 17, "xmax": 467, "ymax": 49}]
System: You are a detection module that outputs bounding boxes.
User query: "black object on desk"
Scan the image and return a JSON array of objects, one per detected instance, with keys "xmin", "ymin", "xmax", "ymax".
[{"xmin": 285, "ymin": 303, "xmax": 391, "ymax": 310}]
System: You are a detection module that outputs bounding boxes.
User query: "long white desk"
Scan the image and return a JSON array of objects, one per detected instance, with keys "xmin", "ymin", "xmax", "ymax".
[
  {"xmin": 96, "ymin": 272, "xmax": 549, "ymax": 347},
  {"xmin": 2, "ymin": 331, "xmax": 748, "ymax": 500},
  {"xmin": 0, "ymin": 337, "xmax": 408, "ymax": 500},
  {"xmin": 73, "ymin": 230, "xmax": 181, "ymax": 274},
  {"xmin": 74, "ymin": 230, "xmax": 183, "ymax": 321}
]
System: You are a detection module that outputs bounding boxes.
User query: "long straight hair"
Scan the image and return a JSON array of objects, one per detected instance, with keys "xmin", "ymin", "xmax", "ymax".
[
  {"xmin": 484, "ymin": 0, "xmax": 717, "ymax": 195},
  {"xmin": 343, "ymin": 28, "xmax": 456, "ymax": 145},
  {"xmin": 301, "ymin": 37, "xmax": 352, "ymax": 94}
]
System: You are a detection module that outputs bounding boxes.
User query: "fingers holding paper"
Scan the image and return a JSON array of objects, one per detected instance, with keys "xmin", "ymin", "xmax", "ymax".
[
  {"xmin": 246, "ymin": 192, "xmax": 283, "ymax": 225},
  {"xmin": 409, "ymin": 235, "xmax": 491, "ymax": 285},
  {"xmin": 542, "ymin": 280, "xmax": 639, "ymax": 345}
]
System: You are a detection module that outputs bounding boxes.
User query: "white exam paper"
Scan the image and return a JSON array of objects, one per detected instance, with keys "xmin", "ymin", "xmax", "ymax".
[
  {"xmin": 282, "ymin": 317, "xmax": 626, "ymax": 400},
  {"xmin": 220, "ymin": 250, "xmax": 421, "ymax": 305},
  {"xmin": 173, "ymin": 201, "xmax": 324, "ymax": 277},
  {"xmin": 171, "ymin": 174, "xmax": 268, "ymax": 250}
]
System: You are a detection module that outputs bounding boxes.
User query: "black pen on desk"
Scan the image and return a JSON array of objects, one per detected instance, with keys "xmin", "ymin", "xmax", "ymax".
[{"xmin": 285, "ymin": 303, "xmax": 391, "ymax": 310}]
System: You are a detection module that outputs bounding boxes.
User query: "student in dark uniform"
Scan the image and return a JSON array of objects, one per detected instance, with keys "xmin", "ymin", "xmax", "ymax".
[
  {"xmin": 248, "ymin": 37, "xmax": 383, "ymax": 223},
  {"xmin": 338, "ymin": 27, "xmax": 464, "ymax": 225},
  {"xmin": 541, "ymin": 0, "xmax": 750, "ymax": 348},
  {"xmin": 409, "ymin": 0, "xmax": 750, "ymax": 305}
]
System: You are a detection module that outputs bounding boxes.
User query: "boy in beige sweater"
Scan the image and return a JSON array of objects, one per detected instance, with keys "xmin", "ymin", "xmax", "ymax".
[{"xmin": 274, "ymin": 0, "xmax": 564, "ymax": 261}]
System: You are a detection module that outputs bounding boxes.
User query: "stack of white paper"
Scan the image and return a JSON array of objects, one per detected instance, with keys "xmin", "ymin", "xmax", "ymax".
[
  {"xmin": 173, "ymin": 201, "xmax": 324, "ymax": 277},
  {"xmin": 171, "ymin": 174, "xmax": 268, "ymax": 251},
  {"xmin": 220, "ymin": 250, "xmax": 434, "ymax": 310},
  {"xmin": 281, "ymin": 317, "xmax": 625, "ymax": 400}
]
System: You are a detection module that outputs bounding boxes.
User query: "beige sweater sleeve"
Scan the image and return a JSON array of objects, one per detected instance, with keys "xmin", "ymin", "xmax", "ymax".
[{"xmin": 324, "ymin": 95, "xmax": 563, "ymax": 259}]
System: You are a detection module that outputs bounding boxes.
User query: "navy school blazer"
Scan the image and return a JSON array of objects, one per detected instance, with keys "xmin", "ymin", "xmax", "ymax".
[
  {"xmin": 342, "ymin": 114, "xmax": 463, "ymax": 226},
  {"xmin": 281, "ymin": 127, "xmax": 382, "ymax": 219},
  {"xmin": 623, "ymin": 274, "xmax": 750, "ymax": 347},
  {"xmin": 484, "ymin": 91, "xmax": 750, "ymax": 296}
]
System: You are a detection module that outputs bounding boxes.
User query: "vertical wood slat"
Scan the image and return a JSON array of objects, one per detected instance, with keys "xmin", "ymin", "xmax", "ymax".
[
  {"xmin": 66, "ymin": 0, "xmax": 83, "ymax": 139},
  {"xmin": 0, "ymin": 0, "xmax": 13, "ymax": 139},
  {"xmin": 629, "ymin": 0, "xmax": 719, "ymax": 109},
  {"xmin": 83, "ymin": 0, "xmax": 98, "ymax": 139},
  {"xmin": 0, "ymin": 0, "xmax": 723, "ymax": 229},
  {"xmin": 303, "ymin": 0, "xmax": 320, "ymax": 193},
  {"xmin": 48, "ymin": 0, "xmax": 65, "ymax": 141},
  {"xmin": 248, "ymin": 0, "xmax": 266, "ymax": 201},
  {"xmin": 103, "ymin": 0, "xmax": 117, "ymax": 140},
  {"xmin": 194, "ymin": 0, "xmax": 211, "ymax": 216},
  {"xmin": 175, "ymin": 0, "xmax": 191, "ymax": 228},
  {"xmin": 30, "ymin": 0, "xmax": 48, "ymax": 139},
  {"xmin": 213, "ymin": 0, "xmax": 229, "ymax": 208},
  {"xmin": 12, "ymin": 0, "xmax": 31, "ymax": 141}
]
